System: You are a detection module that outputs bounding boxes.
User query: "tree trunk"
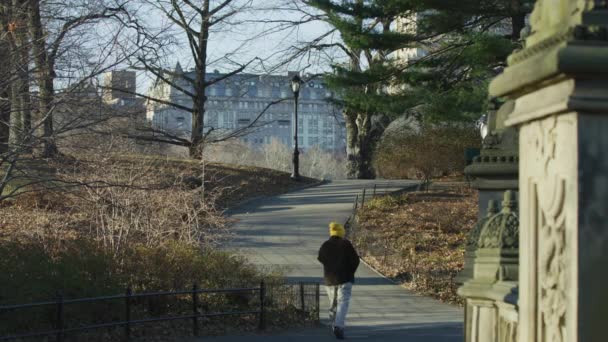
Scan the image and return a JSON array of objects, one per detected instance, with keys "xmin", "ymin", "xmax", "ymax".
[
  {"xmin": 342, "ymin": 3, "xmax": 377, "ymax": 179},
  {"xmin": 5, "ymin": 0, "xmax": 32, "ymax": 152},
  {"xmin": 28, "ymin": 0, "xmax": 58, "ymax": 157},
  {"xmin": 0, "ymin": 40, "xmax": 9, "ymax": 153},
  {"xmin": 0, "ymin": 97, "xmax": 8, "ymax": 153},
  {"xmin": 189, "ymin": 0, "xmax": 210, "ymax": 158},
  {"xmin": 510, "ymin": 0, "xmax": 526, "ymax": 40},
  {"xmin": 344, "ymin": 111, "xmax": 376, "ymax": 179}
]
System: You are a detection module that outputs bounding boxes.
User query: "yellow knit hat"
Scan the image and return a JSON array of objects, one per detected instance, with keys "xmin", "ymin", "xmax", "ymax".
[{"xmin": 329, "ymin": 222, "xmax": 345, "ymax": 238}]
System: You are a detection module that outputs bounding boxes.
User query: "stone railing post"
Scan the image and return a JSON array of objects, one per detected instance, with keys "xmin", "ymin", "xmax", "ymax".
[
  {"xmin": 458, "ymin": 191, "xmax": 520, "ymax": 342},
  {"xmin": 457, "ymin": 99, "xmax": 519, "ymax": 287},
  {"xmin": 490, "ymin": 2, "xmax": 608, "ymax": 341}
]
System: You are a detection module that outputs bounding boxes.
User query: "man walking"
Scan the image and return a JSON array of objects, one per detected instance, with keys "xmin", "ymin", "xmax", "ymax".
[{"xmin": 318, "ymin": 222, "xmax": 360, "ymax": 340}]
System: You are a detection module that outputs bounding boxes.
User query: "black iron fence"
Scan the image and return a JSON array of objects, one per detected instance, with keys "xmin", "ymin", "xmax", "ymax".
[{"xmin": 0, "ymin": 282, "xmax": 320, "ymax": 341}]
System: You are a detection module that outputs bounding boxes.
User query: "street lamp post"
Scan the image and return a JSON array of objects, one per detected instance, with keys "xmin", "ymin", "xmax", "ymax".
[{"xmin": 290, "ymin": 75, "xmax": 302, "ymax": 181}]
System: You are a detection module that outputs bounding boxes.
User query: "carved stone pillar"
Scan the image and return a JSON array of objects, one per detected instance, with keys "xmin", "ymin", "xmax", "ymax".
[
  {"xmin": 456, "ymin": 200, "xmax": 499, "ymax": 284},
  {"xmin": 490, "ymin": 2, "xmax": 608, "ymax": 341},
  {"xmin": 466, "ymin": 100, "xmax": 519, "ymax": 220},
  {"xmin": 458, "ymin": 191, "xmax": 520, "ymax": 342},
  {"xmin": 457, "ymin": 100, "xmax": 519, "ymax": 288},
  {"xmin": 457, "ymin": 96, "xmax": 520, "ymax": 285}
]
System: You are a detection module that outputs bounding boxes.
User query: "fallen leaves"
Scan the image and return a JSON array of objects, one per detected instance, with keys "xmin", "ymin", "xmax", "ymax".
[{"xmin": 353, "ymin": 185, "xmax": 478, "ymax": 305}]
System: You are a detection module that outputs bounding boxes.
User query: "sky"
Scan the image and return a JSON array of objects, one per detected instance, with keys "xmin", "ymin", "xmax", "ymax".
[{"xmin": 134, "ymin": 0, "xmax": 345, "ymax": 92}]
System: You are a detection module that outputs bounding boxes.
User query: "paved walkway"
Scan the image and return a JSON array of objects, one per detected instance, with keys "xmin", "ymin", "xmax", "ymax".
[{"xmin": 205, "ymin": 180, "xmax": 463, "ymax": 341}]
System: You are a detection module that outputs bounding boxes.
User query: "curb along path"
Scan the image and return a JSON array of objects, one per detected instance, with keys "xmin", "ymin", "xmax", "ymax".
[{"xmin": 206, "ymin": 180, "xmax": 463, "ymax": 341}]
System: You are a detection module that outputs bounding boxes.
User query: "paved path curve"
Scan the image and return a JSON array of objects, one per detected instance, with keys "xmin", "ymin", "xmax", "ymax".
[{"xmin": 205, "ymin": 180, "xmax": 463, "ymax": 341}]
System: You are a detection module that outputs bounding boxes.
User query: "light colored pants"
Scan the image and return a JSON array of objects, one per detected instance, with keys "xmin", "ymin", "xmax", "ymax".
[{"xmin": 326, "ymin": 282, "xmax": 353, "ymax": 328}]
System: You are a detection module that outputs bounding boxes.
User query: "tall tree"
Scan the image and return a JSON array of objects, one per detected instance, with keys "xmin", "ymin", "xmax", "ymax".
[
  {"xmin": 304, "ymin": 0, "xmax": 419, "ymax": 179},
  {"xmin": 1, "ymin": 0, "xmax": 32, "ymax": 151},
  {"xmin": 397, "ymin": 0, "xmax": 533, "ymax": 123},
  {"xmin": 26, "ymin": 0, "xmax": 128, "ymax": 157},
  {"xmin": 0, "ymin": 0, "xmax": 149, "ymax": 200},
  {"xmin": 298, "ymin": 0, "xmax": 532, "ymax": 178},
  {"xmin": 27, "ymin": 0, "xmax": 56, "ymax": 157},
  {"xmin": 0, "ymin": 32, "xmax": 10, "ymax": 153},
  {"xmin": 131, "ymin": 0, "xmax": 264, "ymax": 158}
]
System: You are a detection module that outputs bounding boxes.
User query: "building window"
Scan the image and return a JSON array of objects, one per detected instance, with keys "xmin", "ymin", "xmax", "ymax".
[
  {"xmin": 278, "ymin": 119, "xmax": 291, "ymax": 128},
  {"xmin": 308, "ymin": 118, "xmax": 319, "ymax": 134},
  {"xmin": 302, "ymin": 89, "xmax": 310, "ymax": 100}
]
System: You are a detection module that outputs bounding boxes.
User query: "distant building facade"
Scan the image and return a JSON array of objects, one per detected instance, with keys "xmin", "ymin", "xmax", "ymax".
[
  {"xmin": 395, "ymin": 14, "xmax": 428, "ymax": 64},
  {"xmin": 146, "ymin": 65, "xmax": 346, "ymax": 152},
  {"xmin": 102, "ymin": 71, "xmax": 138, "ymax": 106},
  {"xmin": 102, "ymin": 70, "xmax": 145, "ymax": 120}
]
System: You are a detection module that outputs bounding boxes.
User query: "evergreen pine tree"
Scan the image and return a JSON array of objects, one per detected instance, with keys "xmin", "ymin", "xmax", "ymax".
[
  {"xmin": 305, "ymin": 0, "xmax": 532, "ymax": 178},
  {"xmin": 306, "ymin": 0, "xmax": 421, "ymax": 179}
]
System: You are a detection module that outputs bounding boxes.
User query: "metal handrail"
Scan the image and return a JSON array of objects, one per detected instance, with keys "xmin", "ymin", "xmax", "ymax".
[
  {"xmin": 0, "ymin": 287, "xmax": 261, "ymax": 310},
  {"xmin": 0, "ymin": 283, "xmax": 265, "ymax": 342},
  {"xmin": 0, "ymin": 281, "xmax": 320, "ymax": 341}
]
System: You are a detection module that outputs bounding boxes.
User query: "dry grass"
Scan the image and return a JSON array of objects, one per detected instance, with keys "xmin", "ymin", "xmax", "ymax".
[
  {"xmin": 0, "ymin": 153, "xmax": 316, "ymax": 247},
  {"xmin": 0, "ymin": 152, "xmax": 319, "ymax": 338},
  {"xmin": 69, "ymin": 153, "xmax": 318, "ymax": 209},
  {"xmin": 352, "ymin": 186, "xmax": 478, "ymax": 305}
]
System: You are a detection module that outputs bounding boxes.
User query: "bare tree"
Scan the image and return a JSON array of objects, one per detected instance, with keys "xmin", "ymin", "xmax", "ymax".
[
  {"xmin": 1, "ymin": 0, "xmax": 32, "ymax": 151},
  {"xmin": 26, "ymin": 1, "xmax": 135, "ymax": 157},
  {"xmin": 0, "ymin": 0, "xmax": 155, "ymax": 201},
  {"xmin": 0, "ymin": 38, "xmax": 9, "ymax": 153},
  {"xmin": 118, "ymin": 0, "xmax": 292, "ymax": 158}
]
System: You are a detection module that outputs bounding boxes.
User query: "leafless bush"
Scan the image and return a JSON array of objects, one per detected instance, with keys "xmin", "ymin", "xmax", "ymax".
[
  {"xmin": 55, "ymin": 151, "xmax": 230, "ymax": 255},
  {"xmin": 374, "ymin": 124, "xmax": 480, "ymax": 183},
  {"xmin": 204, "ymin": 138, "xmax": 347, "ymax": 180}
]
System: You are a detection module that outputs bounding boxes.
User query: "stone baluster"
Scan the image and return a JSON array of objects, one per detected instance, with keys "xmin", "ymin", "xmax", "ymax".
[{"xmin": 458, "ymin": 191, "xmax": 520, "ymax": 342}]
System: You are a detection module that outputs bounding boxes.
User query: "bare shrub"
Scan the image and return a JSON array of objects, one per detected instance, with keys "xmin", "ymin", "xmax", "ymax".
[
  {"xmin": 204, "ymin": 138, "xmax": 347, "ymax": 180},
  {"xmin": 62, "ymin": 154, "xmax": 230, "ymax": 254},
  {"xmin": 261, "ymin": 138, "xmax": 291, "ymax": 172},
  {"xmin": 374, "ymin": 124, "xmax": 480, "ymax": 182}
]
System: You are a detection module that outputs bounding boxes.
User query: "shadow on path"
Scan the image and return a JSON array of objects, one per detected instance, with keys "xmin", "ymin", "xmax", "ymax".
[
  {"xmin": 203, "ymin": 180, "xmax": 463, "ymax": 341},
  {"xmin": 195, "ymin": 322, "xmax": 463, "ymax": 342}
]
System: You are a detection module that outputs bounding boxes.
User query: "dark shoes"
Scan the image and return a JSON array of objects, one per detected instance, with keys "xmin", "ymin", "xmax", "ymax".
[{"xmin": 333, "ymin": 326, "xmax": 345, "ymax": 340}]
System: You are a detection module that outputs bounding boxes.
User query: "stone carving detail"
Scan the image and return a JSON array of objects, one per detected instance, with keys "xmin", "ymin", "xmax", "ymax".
[
  {"xmin": 529, "ymin": 0, "xmax": 570, "ymax": 31},
  {"xmin": 509, "ymin": 0, "xmax": 608, "ymax": 65},
  {"xmin": 530, "ymin": 117, "xmax": 569, "ymax": 342},
  {"xmin": 466, "ymin": 200, "xmax": 498, "ymax": 248},
  {"xmin": 498, "ymin": 314, "xmax": 518, "ymax": 342},
  {"xmin": 481, "ymin": 133, "xmax": 500, "ymax": 149},
  {"xmin": 508, "ymin": 30, "xmax": 572, "ymax": 64},
  {"xmin": 529, "ymin": 0, "xmax": 597, "ymax": 33},
  {"xmin": 478, "ymin": 191, "xmax": 519, "ymax": 249}
]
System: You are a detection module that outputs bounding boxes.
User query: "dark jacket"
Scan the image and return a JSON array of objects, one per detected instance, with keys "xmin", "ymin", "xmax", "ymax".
[{"xmin": 317, "ymin": 236, "xmax": 360, "ymax": 286}]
